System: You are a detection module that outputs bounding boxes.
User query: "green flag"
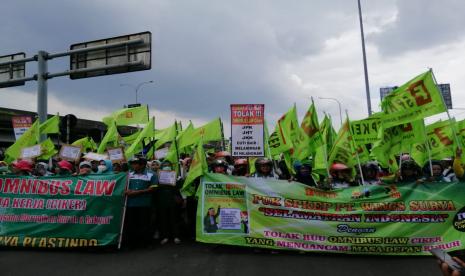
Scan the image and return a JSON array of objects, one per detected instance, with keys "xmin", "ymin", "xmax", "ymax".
[
  {"xmin": 276, "ymin": 105, "xmax": 311, "ymax": 161},
  {"xmin": 39, "ymin": 115, "xmax": 60, "ymax": 134},
  {"xmin": 4, "ymin": 120, "xmax": 40, "ymax": 163},
  {"xmin": 370, "ymin": 124, "xmax": 400, "ymax": 173},
  {"xmin": 456, "ymin": 119, "xmax": 465, "ymax": 149},
  {"xmin": 97, "ymin": 122, "xmax": 120, "ymax": 154},
  {"xmin": 125, "ymin": 118, "xmax": 155, "ymax": 159},
  {"xmin": 72, "ymin": 137, "xmax": 97, "ymax": 152},
  {"xmin": 328, "ymin": 118, "xmax": 357, "ymax": 168},
  {"xmin": 350, "ymin": 112, "xmax": 382, "ymax": 145},
  {"xmin": 423, "ymin": 119, "xmax": 456, "ymax": 161},
  {"xmin": 320, "ymin": 114, "xmax": 337, "ymax": 154},
  {"xmin": 176, "ymin": 121, "xmax": 194, "ymax": 149},
  {"xmin": 301, "ymin": 100, "xmax": 323, "ymax": 152},
  {"xmin": 38, "ymin": 138, "xmax": 57, "ymax": 160},
  {"xmin": 102, "ymin": 105, "xmax": 149, "ymax": 126},
  {"xmin": 181, "ymin": 139, "xmax": 208, "ymax": 196},
  {"xmin": 122, "ymin": 130, "xmax": 142, "ymax": 145},
  {"xmin": 312, "ymin": 114, "xmax": 336, "ymax": 176},
  {"xmin": 154, "ymin": 122, "xmax": 177, "ymax": 149},
  {"xmin": 371, "ymin": 120, "xmax": 425, "ymax": 172},
  {"xmin": 177, "ymin": 118, "xmax": 222, "ymax": 149},
  {"xmin": 380, "ymin": 70, "xmax": 446, "ymax": 128}
]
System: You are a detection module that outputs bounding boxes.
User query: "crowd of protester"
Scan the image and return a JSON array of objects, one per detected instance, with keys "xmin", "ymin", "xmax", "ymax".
[{"xmin": 0, "ymin": 143, "xmax": 464, "ymax": 251}]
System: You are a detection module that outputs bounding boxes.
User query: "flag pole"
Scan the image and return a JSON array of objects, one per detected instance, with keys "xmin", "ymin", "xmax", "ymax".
[
  {"xmin": 430, "ymin": 69, "xmax": 461, "ymax": 149},
  {"xmin": 319, "ymin": 107, "xmax": 332, "ymax": 182},
  {"xmin": 56, "ymin": 112, "xmax": 61, "ymax": 147},
  {"xmin": 346, "ymin": 110, "xmax": 365, "ymax": 185},
  {"xmin": 322, "ymin": 141, "xmax": 331, "ymax": 183},
  {"xmin": 220, "ymin": 117, "xmax": 226, "ymax": 151},
  {"xmin": 421, "ymin": 120, "xmax": 434, "ymax": 177},
  {"xmin": 174, "ymin": 120, "xmax": 181, "ymax": 173}
]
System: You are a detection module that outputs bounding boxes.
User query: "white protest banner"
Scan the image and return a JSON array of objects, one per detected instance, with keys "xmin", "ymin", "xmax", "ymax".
[
  {"xmin": 12, "ymin": 116, "xmax": 33, "ymax": 140},
  {"xmin": 20, "ymin": 144, "xmax": 42, "ymax": 159},
  {"xmin": 107, "ymin": 147, "xmax": 125, "ymax": 162},
  {"xmin": 158, "ymin": 170, "xmax": 176, "ymax": 186},
  {"xmin": 230, "ymin": 104, "xmax": 265, "ymax": 157},
  {"xmin": 59, "ymin": 144, "xmax": 82, "ymax": 161}
]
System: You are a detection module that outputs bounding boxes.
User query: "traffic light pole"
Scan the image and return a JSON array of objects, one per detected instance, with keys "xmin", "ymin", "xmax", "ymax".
[
  {"xmin": 0, "ymin": 37, "xmax": 146, "ymax": 142},
  {"xmin": 37, "ymin": 51, "xmax": 48, "ymax": 142}
]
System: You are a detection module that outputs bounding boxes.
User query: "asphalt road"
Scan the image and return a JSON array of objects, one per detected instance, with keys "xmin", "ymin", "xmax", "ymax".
[{"xmin": 0, "ymin": 241, "xmax": 444, "ymax": 276}]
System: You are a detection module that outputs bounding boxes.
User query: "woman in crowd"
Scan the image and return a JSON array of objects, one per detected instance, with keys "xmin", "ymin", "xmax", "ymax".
[
  {"xmin": 293, "ymin": 160, "xmax": 316, "ymax": 186},
  {"xmin": 329, "ymin": 163, "xmax": 357, "ymax": 189},
  {"xmin": 361, "ymin": 161, "xmax": 381, "ymax": 185},
  {"xmin": 155, "ymin": 160, "xmax": 184, "ymax": 245}
]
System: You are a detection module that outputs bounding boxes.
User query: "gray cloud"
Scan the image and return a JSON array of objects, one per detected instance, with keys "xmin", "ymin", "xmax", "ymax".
[
  {"xmin": 370, "ymin": 0, "xmax": 465, "ymax": 56},
  {"xmin": 2, "ymin": 0, "xmax": 463, "ymax": 131}
]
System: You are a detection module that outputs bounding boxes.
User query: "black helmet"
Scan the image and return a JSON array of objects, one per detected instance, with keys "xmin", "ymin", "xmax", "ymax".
[
  {"xmin": 211, "ymin": 159, "xmax": 229, "ymax": 168},
  {"xmin": 129, "ymin": 155, "xmax": 147, "ymax": 165},
  {"xmin": 256, "ymin": 157, "xmax": 272, "ymax": 166},
  {"xmin": 363, "ymin": 161, "xmax": 379, "ymax": 171}
]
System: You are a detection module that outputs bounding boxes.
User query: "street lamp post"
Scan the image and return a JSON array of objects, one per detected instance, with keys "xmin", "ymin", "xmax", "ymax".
[
  {"xmin": 120, "ymin": 80, "xmax": 154, "ymax": 104},
  {"xmin": 318, "ymin": 97, "xmax": 343, "ymax": 126}
]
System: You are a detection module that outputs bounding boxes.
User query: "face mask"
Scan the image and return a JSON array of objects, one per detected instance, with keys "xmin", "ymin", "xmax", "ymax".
[
  {"xmin": 0, "ymin": 167, "xmax": 8, "ymax": 173},
  {"xmin": 162, "ymin": 166, "xmax": 172, "ymax": 171},
  {"xmin": 97, "ymin": 165, "xmax": 107, "ymax": 173},
  {"xmin": 37, "ymin": 168, "xmax": 47, "ymax": 176}
]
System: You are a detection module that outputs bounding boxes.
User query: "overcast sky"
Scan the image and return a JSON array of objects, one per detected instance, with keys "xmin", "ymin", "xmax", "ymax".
[{"xmin": 2, "ymin": 0, "xmax": 465, "ymax": 133}]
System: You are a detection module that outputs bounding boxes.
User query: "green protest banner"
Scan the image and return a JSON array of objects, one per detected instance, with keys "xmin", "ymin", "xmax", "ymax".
[
  {"xmin": 197, "ymin": 173, "xmax": 465, "ymax": 255},
  {"xmin": 0, "ymin": 173, "xmax": 127, "ymax": 248}
]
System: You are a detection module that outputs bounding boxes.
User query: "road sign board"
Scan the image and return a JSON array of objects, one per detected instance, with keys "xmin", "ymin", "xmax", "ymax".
[
  {"xmin": 0, "ymin": 52, "xmax": 26, "ymax": 88},
  {"xmin": 69, "ymin": 32, "xmax": 151, "ymax": 79}
]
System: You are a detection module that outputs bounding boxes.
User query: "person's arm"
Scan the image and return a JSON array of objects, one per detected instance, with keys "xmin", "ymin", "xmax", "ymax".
[
  {"xmin": 125, "ymin": 186, "xmax": 154, "ymax": 196},
  {"xmin": 439, "ymin": 256, "xmax": 465, "ymax": 276},
  {"xmin": 453, "ymin": 147, "xmax": 464, "ymax": 178}
]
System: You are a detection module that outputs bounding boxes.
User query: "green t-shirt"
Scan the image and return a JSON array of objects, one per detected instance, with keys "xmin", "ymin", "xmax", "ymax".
[{"xmin": 127, "ymin": 170, "xmax": 158, "ymax": 207}]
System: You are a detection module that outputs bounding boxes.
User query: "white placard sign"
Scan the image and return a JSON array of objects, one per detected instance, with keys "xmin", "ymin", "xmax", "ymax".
[
  {"xmin": 84, "ymin": 152, "xmax": 108, "ymax": 161},
  {"xmin": 20, "ymin": 144, "xmax": 42, "ymax": 159},
  {"xmin": 12, "ymin": 116, "xmax": 33, "ymax": 140},
  {"xmin": 155, "ymin": 147, "xmax": 169, "ymax": 160},
  {"xmin": 59, "ymin": 145, "xmax": 82, "ymax": 161},
  {"xmin": 219, "ymin": 208, "xmax": 242, "ymax": 230},
  {"xmin": 230, "ymin": 104, "xmax": 265, "ymax": 157},
  {"xmin": 107, "ymin": 148, "xmax": 125, "ymax": 162},
  {"xmin": 158, "ymin": 170, "xmax": 177, "ymax": 186}
]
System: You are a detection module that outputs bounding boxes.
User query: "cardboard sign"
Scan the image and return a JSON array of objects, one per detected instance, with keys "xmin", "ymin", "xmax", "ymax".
[
  {"xmin": 84, "ymin": 152, "xmax": 108, "ymax": 161},
  {"xmin": 107, "ymin": 147, "xmax": 125, "ymax": 162},
  {"xmin": 12, "ymin": 116, "xmax": 32, "ymax": 140},
  {"xmin": 155, "ymin": 147, "xmax": 169, "ymax": 160},
  {"xmin": 20, "ymin": 144, "xmax": 42, "ymax": 159},
  {"xmin": 231, "ymin": 104, "xmax": 265, "ymax": 157},
  {"xmin": 158, "ymin": 170, "xmax": 176, "ymax": 186},
  {"xmin": 59, "ymin": 145, "xmax": 82, "ymax": 161}
]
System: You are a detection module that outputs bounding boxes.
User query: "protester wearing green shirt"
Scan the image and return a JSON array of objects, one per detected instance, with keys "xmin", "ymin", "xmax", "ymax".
[{"xmin": 123, "ymin": 156, "xmax": 157, "ymax": 248}]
